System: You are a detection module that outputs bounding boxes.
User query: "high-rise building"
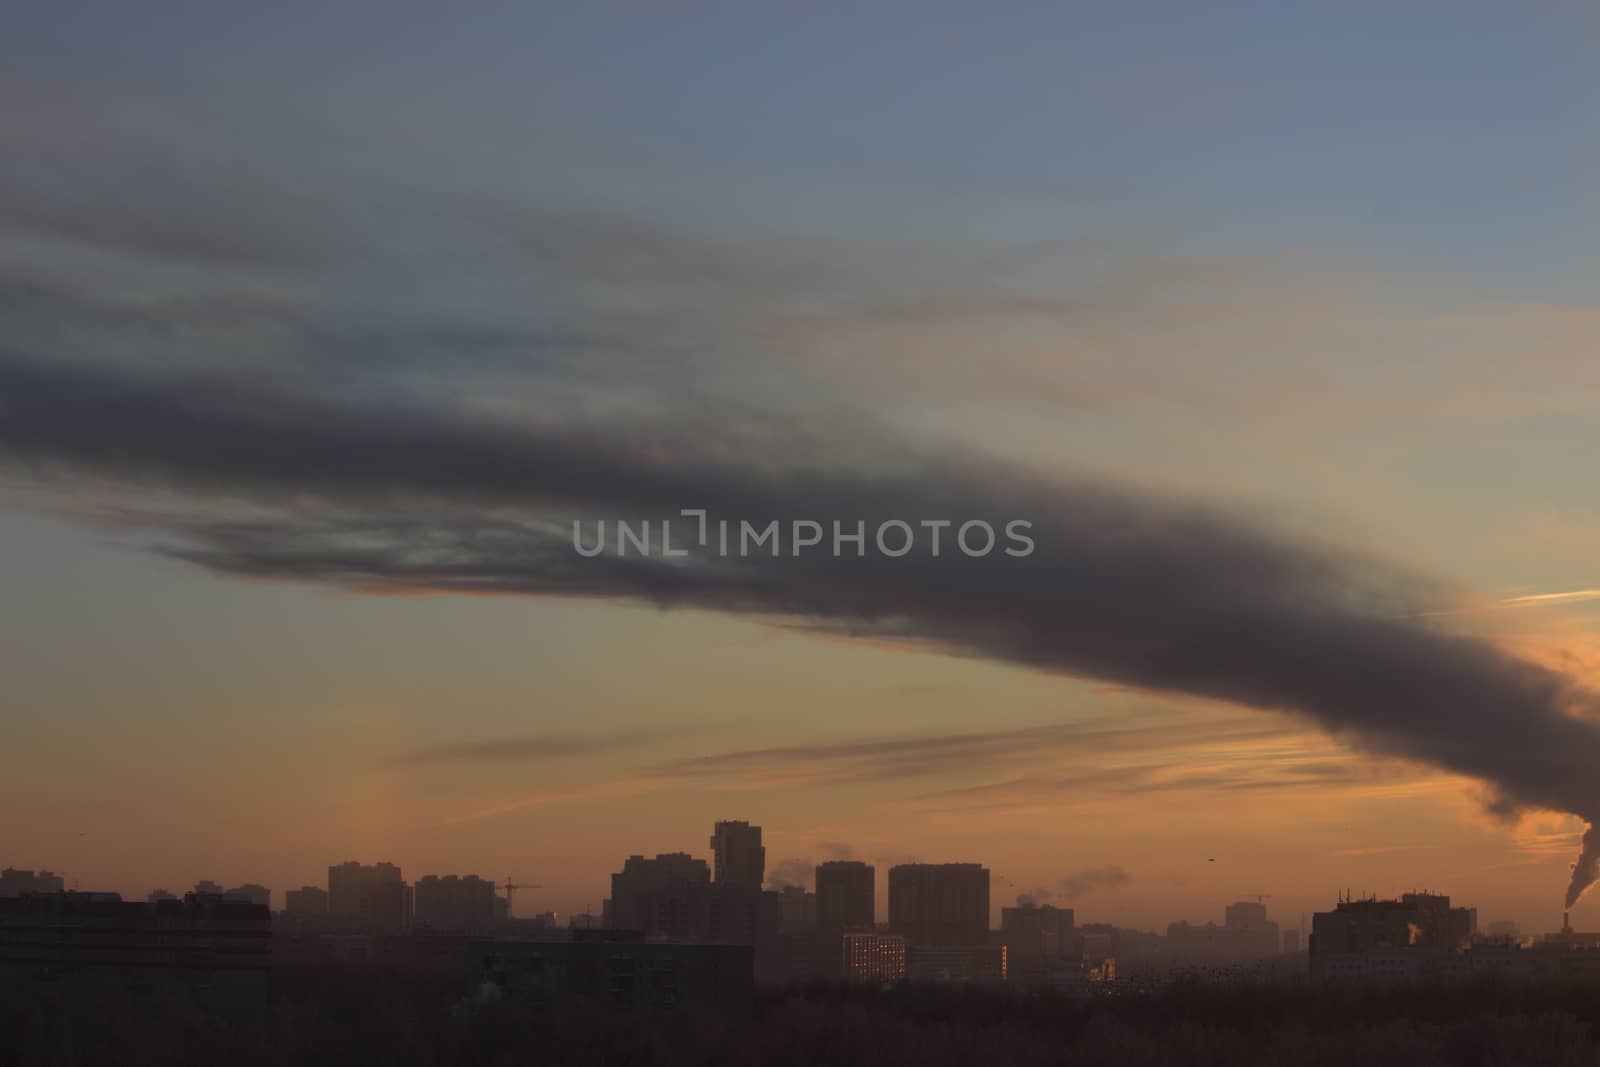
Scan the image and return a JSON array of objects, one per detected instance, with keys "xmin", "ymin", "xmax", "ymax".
[
  {"xmin": 227, "ymin": 884, "xmax": 271, "ymax": 910},
  {"xmin": 284, "ymin": 885, "xmax": 329, "ymax": 914},
  {"xmin": 414, "ymin": 874, "xmax": 499, "ymax": 932},
  {"xmin": 887, "ymin": 864, "xmax": 989, "ymax": 947},
  {"xmin": 816, "ymin": 861, "xmax": 875, "ymax": 931},
  {"xmin": 1000, "ymin": 904, "xmax": 1075, "ymax": 983},
  {"xmin": 328, "ymin": 861, "xmax": 402, "ymax": 914},
  {"xmin": 709, "ymin": 821, "xmax": 765, "ymax": 888},
  {"xmin": 607, "ymin": 853, "xmax": 711, "ymax": 938},
  {"xmin": 326, "ymin": 861, "xmax": 409, "ymax": 932},
  {"xmin": 778, "ymin": 884, "xmax": 815, "ymax": 931}
]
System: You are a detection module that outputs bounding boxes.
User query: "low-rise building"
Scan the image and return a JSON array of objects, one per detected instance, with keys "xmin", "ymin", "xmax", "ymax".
[{"xmin": 472, "ymin": 934, "xmax": 753, "ymax": 1015}]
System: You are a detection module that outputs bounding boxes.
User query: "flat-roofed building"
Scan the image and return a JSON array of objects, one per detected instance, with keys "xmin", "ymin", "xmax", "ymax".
[
  {"xmin": 0, "ymin": 891, "xmax": 271, "ymax": 1015},
  {"xmin": 888, "ymin": 863, "xmax": 989, "ymax": 947},
  {"xmin": 473, "ymin": 934, "xmax": 753, "ymax": 1015},
  {"xmin": 842, "ymin": 931, "xmax": 906, "ymax": 983},
  {"xmin": 816, "ymin": 861, "xmax": 874, "ymax": 931}
]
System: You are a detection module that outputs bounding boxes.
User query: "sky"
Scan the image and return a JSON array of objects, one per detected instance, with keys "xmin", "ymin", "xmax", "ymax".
[{"xmin": 2, "ymin": 1, "xmax": 1600, "ymax": 936}]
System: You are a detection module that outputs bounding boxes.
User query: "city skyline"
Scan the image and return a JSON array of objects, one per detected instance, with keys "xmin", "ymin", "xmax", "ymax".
[
  {"xmin": 4, "ymin": 1, "xmax": 1600, "ymax": 961},
  {"xmin": 0, "ymin": 812, "xmax": 1565, "ymax": 944}
]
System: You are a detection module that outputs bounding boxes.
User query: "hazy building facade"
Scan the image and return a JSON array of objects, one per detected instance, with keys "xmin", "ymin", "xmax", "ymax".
[
  {"xmin": 1000, "ymin": 904, "xmax": 1075, "ymax": 984},
  {"xmin": 0, "ymin": 869, "xmax": 64, "ymax": 897},
  {"xmin": 888, "ymin": 864, "xmax": 990, "ymax": 947},
  {"xmin": 284, "ymin": 885, "xmax": 329, "ymax": 914},
  {"xmin": 0, "ymin": 891, "xmax": 271, "ymax": 1013},
  {"xmin": 777, "ymin": 884, "xmax": 815, "ymax": 931},
  {"xmin": 906, "ymin": 943, "xmax": 1006, "ymax": 984},
  {"xmin": 414, "ymin": 874, "xmax": 498, "ymax": 932},
  {"xmin": 475, "ymin": 935, "xmax": 753, "ymax": 1015},
  {"xmin": 227, "ymin": 883, "xmax": 272, "ymax": 910},
  {"xmin": 709, "ymin": 821, "xmax": 765, "ymax": 888},
  {"xmin": 326, "ymin": 861, "xmax": 410, "ymax": 933},
  {"xmin": 1310, "ymin": 893, "xmax": 1476, "ymax": 980},
  {"xmin": 607, "ymin": 853, "xmax": 711, "ymax": 938},
  {"xmin": 816, "ymin": 861, "xmax": 875, "ymax": 931}
]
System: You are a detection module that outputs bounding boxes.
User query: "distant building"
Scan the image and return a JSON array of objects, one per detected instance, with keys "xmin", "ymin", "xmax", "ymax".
[
  {"xmin": 327, "ymin": 861, "xmax": 410, "ymax": 933},
  {"xmin": 0, "ymin": 869, "xmax": 64, "ymax": 897},
  {"xmin": 0, "ymin": 891, "xmax": 270, "ymax": 1015},
  {"xmin": 777, "ymin": 884, "xmax": 816, "ymax": 931},
  {"xmin": 1000, "ymin": 904, "xmax": 1074, "ymax": 984},
  {"xmin": 1485, "ymin": 919, "xmax": 1520, "ymax": 943},
  {"xmin": 284, "ymin": 885, "xmax": 329, "ymax": 914},
  {"xmin": 907, "ymin": 943, "xmax": 1006, "ymax": 984},
  {"xmin": 228, "ymin": 884, "xmax": 272, "ymax": 910},
  {"xmin": 815, "ymin": 861, "xmax": 875, "ymax": 931},
  {"xmin": 710, "ymin": 821, "xmax": 765, "ymax": 888},
  {"xmin": 1283, "ymin": 928, "xmax": 1301, "ymax": 954},
  {"xmin": 414, "ymin": 874, "xmax": 498, "ymax": 932},
  {"xmin": 194, "ymin": 880, "xmax": 224, "ymax": 895},
  {"xmin": 888, "ymin": 864, "xmax": 989, "ymax": 947},
  {"xmin": 474, "ymin": 935, "xmax": 753, "ymax": 1015},
  {"xmin": 607, "ymin": 853, "xmax": 710, "ymax": 938},
  {"xmin": 146, "ymin": 888, "xmax": 177, "ymax": 903},
  {"xmin": 1310, "ymin": 892, "xmax": 1476, "ymax": 980},
  {"xmin": 842, "ymin": 931, "xmax": 906, "ymax": 983}
]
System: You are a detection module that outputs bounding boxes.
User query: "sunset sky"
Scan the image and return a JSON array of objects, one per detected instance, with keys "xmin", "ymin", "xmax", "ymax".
[{"xmin": 3, "ymin": 2, "xmax": 1600, "ymax": 938}]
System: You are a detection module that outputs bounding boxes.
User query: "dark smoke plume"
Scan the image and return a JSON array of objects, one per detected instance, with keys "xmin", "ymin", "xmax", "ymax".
[{"xmin": 3, "ymin": 357, "xmax": 1599, "ymax": 907}]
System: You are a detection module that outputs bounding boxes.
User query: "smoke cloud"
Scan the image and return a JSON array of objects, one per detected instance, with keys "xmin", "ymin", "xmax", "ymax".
[
  {"xmin": 1059, "ymin": 865, "xmax": 1133, "ymax": 901},
  {"xmin": 4, "ymin": 356, "xmax": 1600, "ymax": 907}
]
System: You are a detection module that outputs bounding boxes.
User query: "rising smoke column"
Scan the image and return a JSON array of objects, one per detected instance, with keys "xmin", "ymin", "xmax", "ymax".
[
  {"xmin": 1569, "ymin": 827, "xmax": 1600, "ymax": 909},
  {"xmin": 3, "ymin": 355, "xmax": 1600, "ymax": 905}
]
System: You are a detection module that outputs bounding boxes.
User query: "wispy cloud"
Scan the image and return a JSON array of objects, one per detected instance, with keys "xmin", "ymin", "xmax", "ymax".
[
  {"xmin": 1504, "ymin": 589, "xmax": 1600, "ymax": 607},
  {"xmin": 383, "ymin": 729, "xmax": 679, "ymax": 769}
]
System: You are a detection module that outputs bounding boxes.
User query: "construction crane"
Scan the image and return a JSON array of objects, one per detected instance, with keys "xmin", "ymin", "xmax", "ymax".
[{"xmin": 502, "ymin": 878, "xmax": 542, "ymax": 918}]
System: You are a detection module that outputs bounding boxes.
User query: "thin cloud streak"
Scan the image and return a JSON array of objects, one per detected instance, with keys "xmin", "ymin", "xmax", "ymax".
[{"xmin": 383, "ymin": 729, "xmax": 678, "ymax": 769}]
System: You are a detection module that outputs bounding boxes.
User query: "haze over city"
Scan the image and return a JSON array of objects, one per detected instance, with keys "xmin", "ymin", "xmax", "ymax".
[{"xmin": 5, "ymin": 0, "xmax": 1600, "ymax": 961}]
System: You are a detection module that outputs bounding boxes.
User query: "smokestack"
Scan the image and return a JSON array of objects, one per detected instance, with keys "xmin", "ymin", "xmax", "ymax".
[{"xmin": 1564, "ymin": 910, "xmax": 1572, "ymax": 935}]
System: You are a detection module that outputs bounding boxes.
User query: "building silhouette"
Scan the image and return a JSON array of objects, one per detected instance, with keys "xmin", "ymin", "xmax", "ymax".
[
  {"xmin": 816, "ymin": 860, "xmax": 875, "ymax": 931},
  {"xmin": 228, "ymin": 883, "xmax": 272, "ymax": 910},
  {"xmin": 414, "ymin": 874, "xmax": 499, "ymax": 932},
  {"xmin": 0, "ymin": 869, "xmax": 64, "ymax": 897},
  {"xmin": 906, "ymin": 943, "xmax": 1006, "ymax": 984},
  {"xmin": 327, "ymin": 861, "xmax": 411, "ymax": 933},
  {"xmin": 777, "ymin": 884, "xmax": 815, "ymax": 931},
  {"xmin": 474, "ymin": 936, "xmax": 753, "ymax": 1015},
  {"xmin": 284, "ymin": 885, "xmax": 329, "ymax": 914},
  {"xmin": 887, "ymin": 863, "xmax": 989, "ymax": 947},
  {"xmin": 1309, "ymin": 892, "xmax": 1476, "ymax": 980},
  {"xmin": 1000, "ymin": 903, "xmax": 1074, "ymax": 984},
  {"xmin": 607, "ymin": 853, "xmax": 711, "ymax": 938},
  {"xmin": 709, "ymin": 821, "xmax": 765, "ymax": 888},
  {"xmin": 0, "ymin": 891, "xmax": 271, "ymax": 1015}
]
